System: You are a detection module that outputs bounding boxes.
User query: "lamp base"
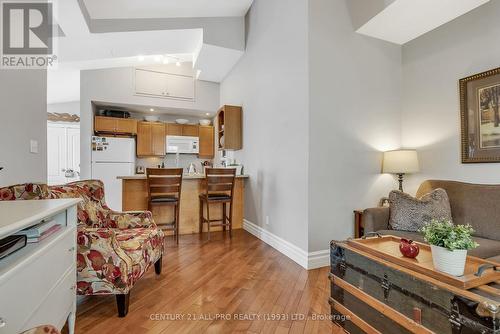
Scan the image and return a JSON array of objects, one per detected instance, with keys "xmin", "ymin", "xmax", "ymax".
[{"xmin": 397, "ymin": 173, "xmax": 405, "ymax": 192}]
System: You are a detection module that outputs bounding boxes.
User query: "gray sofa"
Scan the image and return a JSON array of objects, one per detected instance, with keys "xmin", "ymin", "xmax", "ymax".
[{"xmin": 363, "ymin": 180, "xmax": 500, "ymax": 264}]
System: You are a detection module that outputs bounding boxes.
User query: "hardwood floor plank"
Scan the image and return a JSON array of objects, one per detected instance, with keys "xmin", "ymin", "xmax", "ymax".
[{"xmin": 66, "ymin": 230, "xmax": 344, "ymax": 334}]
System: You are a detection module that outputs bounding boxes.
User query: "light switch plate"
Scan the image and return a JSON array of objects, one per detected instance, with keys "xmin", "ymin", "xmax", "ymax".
[{"xmin": 30, "ymin": 140, "xmax": 38, "ymax": 154}]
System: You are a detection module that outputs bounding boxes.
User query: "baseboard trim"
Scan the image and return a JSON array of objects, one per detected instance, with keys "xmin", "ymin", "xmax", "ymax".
[{"xmin": 243, "ymin": 219, "xmax": 329, "ymax": 270}]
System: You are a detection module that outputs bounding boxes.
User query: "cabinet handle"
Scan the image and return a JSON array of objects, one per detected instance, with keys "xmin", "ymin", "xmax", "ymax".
[{"xmin": 0, "ymin": 317, "xmax": 6, "ymax": 328}]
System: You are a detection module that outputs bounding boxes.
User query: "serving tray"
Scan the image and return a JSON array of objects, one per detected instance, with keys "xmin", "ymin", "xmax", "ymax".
[{"xmin": 347, "ymin": 235, "xmax": 500, "ymax": 289}]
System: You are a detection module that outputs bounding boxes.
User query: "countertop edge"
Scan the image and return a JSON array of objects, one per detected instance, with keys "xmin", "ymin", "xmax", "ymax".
[{"xmin": 118, "ymin": 174, "xmax": 250, "ymax": 180}]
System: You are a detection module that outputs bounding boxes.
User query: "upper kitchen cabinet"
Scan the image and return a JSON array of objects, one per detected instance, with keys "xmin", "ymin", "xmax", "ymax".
[
  {"xmin": 135, "ymin": 69, "xmax": 195, "ymax": 100},
  {"xmin": 137, "ymin": 122, "xmax": 165, "ymax": 157},
  {"xmin": 94, "ymin": 116, "xmax": 137, "ymax": 135},
  {"xmin": 198, "ymin": 126, "xmax": 215, "ymax": 158},
  {"xmin": 165, "ymin": 123, "xmax": 199, "ymax": 137},
  {"xmin": 182, "ymin": 125, "xmax": 199, "ymax": 137},
  {"xmin": 217, "ymin": 105, "xmax": 242, "ymax": 150},
  {"xmin": 166, "ymin": 123, "xmax": 183, "ymax": 136}
]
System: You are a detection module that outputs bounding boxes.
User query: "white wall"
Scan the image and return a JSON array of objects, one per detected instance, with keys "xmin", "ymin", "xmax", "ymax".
[
  {"xmin": 0, "ymin": 70, "xmax": 47, "ymax": 186},
  {"xmin": 401, "ymin": 0, "xmax": 500, "ymax": 195},
  {"xmin": 48, "ymin": 101, "xmax": 80, "ymax": 115},
  {"xmin": 307, "ymin": 0, "xmax": 402, "ymax": 252},
  {"xmin": 220, "ymin": 0, "xmax": 310, "ymax": 251},
  {"xmin": 80, "ymin": 65, "xmax": 220, "ymax": 179}
]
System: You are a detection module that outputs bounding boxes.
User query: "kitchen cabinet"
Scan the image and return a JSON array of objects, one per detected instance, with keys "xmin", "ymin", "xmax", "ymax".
[
  {"xmin": 135, "ymin": 69, "xmax": 195, "ymax": 100},
  {"xmin": 198, "ymin": 126, "xmax": 214, "ymax": 158},
  {"xmin": 166, "ymin": 123, "xmax": 199, "ymax": 137},
  {"xmin": 182, "ymin": 125, "xmax": 199, "ymax": 137},
  {"xmin": 217, "ymin": 105, "xmax": 242, "ymax": 150},
  {"xmin": 94, "ymin": 116, "xmax": 137, "ymax": 135},
  {"xmin": 166, "ymin": 123, "xmax": 183, "ymax": 136},
  {"xmin": 136, "ymin": 122, "xmax": 165, "ymax": 157}
]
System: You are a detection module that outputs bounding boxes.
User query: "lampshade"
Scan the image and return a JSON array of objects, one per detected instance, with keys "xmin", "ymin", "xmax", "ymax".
[{"xmin": 382, "ymin": 150, "xmax": 419, "ymax": 174}]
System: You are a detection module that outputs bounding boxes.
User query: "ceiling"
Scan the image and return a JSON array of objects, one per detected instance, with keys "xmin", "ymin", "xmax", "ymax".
[
  {"xmin": 48, "ymin": 0, "xmax": 248, "ymax": 104},
  {"xmin": 82, "ymin": 0, "xmax": 253, "ymax": 19},
  {"xmin": 356, "ymin": 0, "xmax": 490, "ymax": 45}
]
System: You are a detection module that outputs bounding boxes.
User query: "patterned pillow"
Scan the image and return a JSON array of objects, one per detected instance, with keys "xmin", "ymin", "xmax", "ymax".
[{"xmin": 389, "ymin": 188, "xmax": 452, "ymax": 232}]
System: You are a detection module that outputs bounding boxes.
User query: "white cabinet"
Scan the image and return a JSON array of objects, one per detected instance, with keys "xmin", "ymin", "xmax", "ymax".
[
  {"xmin": 47, "ymin": 124, "xmax": 80, "ymax": 185},
  {"xmin": 135, "ymin": 69, "xmax": 195, "ymax": 100},
  {"xmin": 0, "ymin": 199, "xmax": 79, "ymax": 334},
  {"xmin": 167, "ymin": 74, "xmax": 195, "ymax": 99}
]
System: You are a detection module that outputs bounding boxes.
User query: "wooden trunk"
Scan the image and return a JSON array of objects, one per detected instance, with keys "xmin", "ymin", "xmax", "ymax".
[{"xmin": 330, "ymin": 241, "xmax": 500, "ymax": 334}]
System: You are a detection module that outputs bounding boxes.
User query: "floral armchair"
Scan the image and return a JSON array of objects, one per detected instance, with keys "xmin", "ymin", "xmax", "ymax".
[{"xmin": 0, "ymin": 180, "xmax": 164, "ymax": 317}]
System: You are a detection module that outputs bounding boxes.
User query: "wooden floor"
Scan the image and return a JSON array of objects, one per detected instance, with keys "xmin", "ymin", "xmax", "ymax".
[{"xmin": 70, "ymin": 230, "xmax": 344, "ymax": 334}]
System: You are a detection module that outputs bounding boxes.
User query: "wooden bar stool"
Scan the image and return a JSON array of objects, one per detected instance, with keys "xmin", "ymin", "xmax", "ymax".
[
  {"xmin": 199, "ymin": 168, "xmax": 236, "ymax": 240},
  {"xmin": 146, "ymin": 168, "xmax": 183, "ymax": 244}
]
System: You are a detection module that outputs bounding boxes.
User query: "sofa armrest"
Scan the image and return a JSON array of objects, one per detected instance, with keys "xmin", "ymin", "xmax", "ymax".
[
  {"xmin": 76, "ymin": 227, "xmax": 133, "ymax": 295},
  {"xmin": 362, "ymin": 207, "xmax": 390, "ymax": 234},
  {"xmin": 107, "ymin": 210, "xmax": 155, "ymax": 229}
]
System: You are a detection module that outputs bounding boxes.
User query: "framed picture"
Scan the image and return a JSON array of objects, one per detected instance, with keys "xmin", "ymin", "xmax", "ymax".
[{"xmin": 460, "ymin": 67, "xmax": 500, "ymax": 163}]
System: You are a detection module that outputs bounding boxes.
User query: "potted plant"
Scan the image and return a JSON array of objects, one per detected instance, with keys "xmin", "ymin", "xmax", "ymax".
[{"xmin": 420, "ymin": 220, "xmax": 479, "ymax": 276}]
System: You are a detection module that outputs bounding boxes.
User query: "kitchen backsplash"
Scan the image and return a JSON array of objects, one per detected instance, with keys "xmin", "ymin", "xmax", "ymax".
[{"xmin": 136, "ymin": 154, "xmax": 210, "ymax": 173}]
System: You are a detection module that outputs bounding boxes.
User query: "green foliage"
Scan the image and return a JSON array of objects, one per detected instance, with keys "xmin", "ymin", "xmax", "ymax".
[{"xmin": 420, "ymin": 220, "xmax": 479, "ymax": 251}]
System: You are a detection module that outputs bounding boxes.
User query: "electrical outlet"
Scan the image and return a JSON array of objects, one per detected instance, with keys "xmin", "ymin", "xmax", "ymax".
[
  {"xmin": 30, "ymin": 140, "xmax": 38, "ymax": 154},
  {"xmin": 265, "ymin": 215, "xmax": 270, "ymax": 225}
]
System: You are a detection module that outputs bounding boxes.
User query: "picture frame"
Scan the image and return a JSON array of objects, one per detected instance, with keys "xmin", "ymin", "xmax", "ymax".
[{"xmin": 460, "ymin": 67, "xmax": 500, "ymax": 163}]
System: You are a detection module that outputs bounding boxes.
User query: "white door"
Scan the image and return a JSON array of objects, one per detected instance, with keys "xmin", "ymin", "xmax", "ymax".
[
  {"xmin": 47, "ymin": 126, "xmax": 67, "ymax": 185},
  {"xmin": 66, "ymin": 127, "xmax": 81, "ymax": 182},
  {"xmin": 47, "ymin": 123, "xmax": 80, "ymax": 185}
]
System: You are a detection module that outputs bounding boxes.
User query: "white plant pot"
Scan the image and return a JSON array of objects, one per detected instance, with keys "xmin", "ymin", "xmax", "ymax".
[{"xmin": 430, "ymin": 245, "xmax": 467, "ymax": 276}]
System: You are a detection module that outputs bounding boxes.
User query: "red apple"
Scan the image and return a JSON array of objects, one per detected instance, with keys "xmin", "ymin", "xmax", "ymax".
[{"xmin": 399, "ymin": 238, "xmax": 420, "ymax": 258}]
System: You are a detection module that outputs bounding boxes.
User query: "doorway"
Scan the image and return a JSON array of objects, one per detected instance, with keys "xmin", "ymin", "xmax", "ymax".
[{"xmin": 47, "ymin": 123, "xmax": 80, "ymax": 185}]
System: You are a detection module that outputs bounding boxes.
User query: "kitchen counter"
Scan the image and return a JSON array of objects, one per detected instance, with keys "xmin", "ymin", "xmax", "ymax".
[
  {"xmin": 120, "ymin": 175, "xmax": 248, "ymax": 236},
  {"xmin": 117, "ymin": 174, "xmax": 249, "ymax": 180}
]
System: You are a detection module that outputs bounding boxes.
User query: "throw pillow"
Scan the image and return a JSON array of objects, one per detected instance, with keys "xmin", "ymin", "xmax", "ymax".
[{"xmin": 389, "ymin": 188, "xmax": 452, "ymax": 232}]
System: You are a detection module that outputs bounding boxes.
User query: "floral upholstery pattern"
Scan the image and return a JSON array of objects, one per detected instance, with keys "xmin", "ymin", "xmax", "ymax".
[
  {"xmin": 0, "ymin": 183, "xmax": 49, "ymax": 200},
  {"xmin": 21, "ymin": 325, "xmax": 60, "ymax": 334},
  {"xmin": 0, "ymin": 180, "xmax": 164, "ymax": 296}
]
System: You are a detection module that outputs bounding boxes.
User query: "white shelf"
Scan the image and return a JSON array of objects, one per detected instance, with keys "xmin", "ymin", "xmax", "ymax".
[
  {"xmin": 0, "ymin": 199, "xmax": 80, "ymax": 239},
  {"xmin": 0, "ymin": 225, "xmax": 75, "ymax": 281}
]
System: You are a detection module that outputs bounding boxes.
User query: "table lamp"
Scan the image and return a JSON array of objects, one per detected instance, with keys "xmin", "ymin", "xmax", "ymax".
[{"xmin": 382, "ymin": 149, "xmax": 419, "ymax": 192}]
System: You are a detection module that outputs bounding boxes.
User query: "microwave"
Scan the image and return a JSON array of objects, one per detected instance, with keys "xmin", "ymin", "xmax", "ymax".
[{"xmin": 166, "ymin": 135, "xmax": 199, "ymax": 154}]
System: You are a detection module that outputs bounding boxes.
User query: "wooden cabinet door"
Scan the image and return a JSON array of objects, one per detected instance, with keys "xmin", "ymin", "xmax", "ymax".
[
  {"xmin": 116, "ymin": 119, "xmax": 137, "ymax": 134},
  {"xmin": 198, "ymin": 126, "xmax": 214, "ymax": 158},
  {"xmin": 94, "ymin": 116, "xmax": 116, "ymax": 133},
  {"xmin": 182, "ymin": 124, "xmax": 199, "ymax": 137},
  {"xmin": 136, "ymin": 122, "xmax": 152, "ymax": 156},
  {"xmin": 166, "ymin": 123, "xmax": 183, "ymax": 136},
  {"xmin": 151, "ymin": 123, "xmax": 166, "ymax": 156}
]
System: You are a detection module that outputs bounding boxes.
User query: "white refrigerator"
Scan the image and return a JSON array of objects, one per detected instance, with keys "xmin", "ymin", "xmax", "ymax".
[{"xmin": 91, "ymin": 137, "xmax": 135, "ymax": 211}]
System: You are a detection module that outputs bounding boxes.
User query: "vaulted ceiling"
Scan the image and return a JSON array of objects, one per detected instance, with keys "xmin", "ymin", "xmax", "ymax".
[
  {"xmin": 82, "ymin": 0, "xmax": 253, "ymax": 19},
  {"xmin": 49, "ymin": 0, "xmax": 252, "ymax": 103}
]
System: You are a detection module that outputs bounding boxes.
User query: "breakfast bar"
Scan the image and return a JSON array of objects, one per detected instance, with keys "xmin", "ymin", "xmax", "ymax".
[{"xmin": 118, "ymin": 174, "xmax": 249, "ymax": 235}]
